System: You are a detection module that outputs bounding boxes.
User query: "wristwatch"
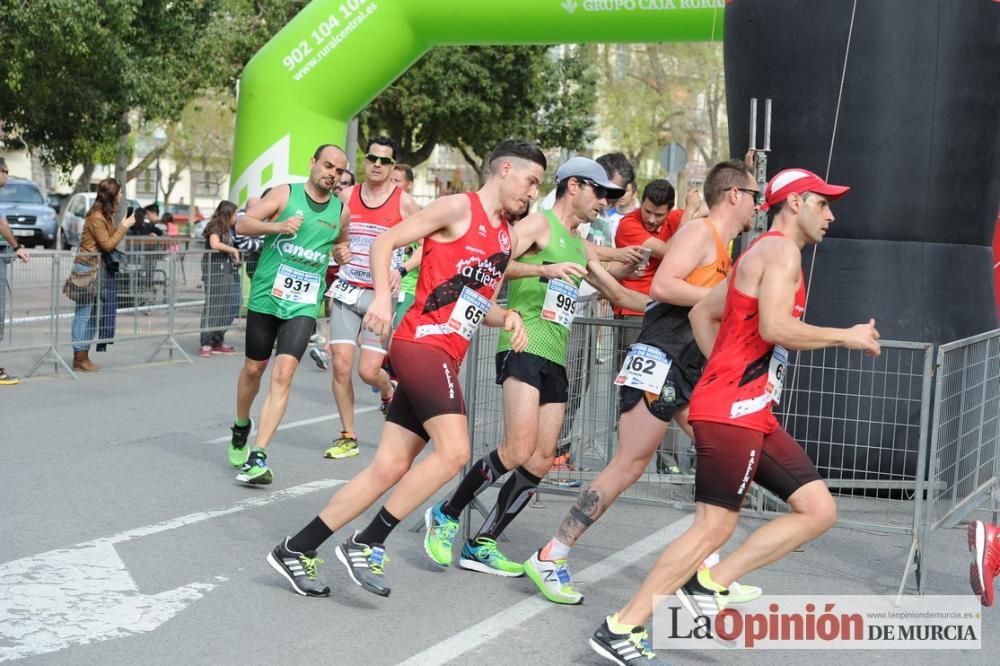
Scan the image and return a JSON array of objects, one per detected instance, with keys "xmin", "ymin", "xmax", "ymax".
[{"xmin": 398, "ymin": 266, "xmax": 408, "ymax": 278}]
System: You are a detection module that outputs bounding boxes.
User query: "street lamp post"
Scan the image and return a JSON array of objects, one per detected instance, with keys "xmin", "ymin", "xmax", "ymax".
[{"xmin": 151, "ymin": 127, "xmax": 167, "ymax": 205}]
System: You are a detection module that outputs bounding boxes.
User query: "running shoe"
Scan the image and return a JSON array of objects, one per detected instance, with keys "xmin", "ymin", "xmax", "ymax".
[
  {"xmin": 676, "ymin": 567, "xmax": 729, "ymax": 621},
  {"xmin": 323, "ymin": 432, "xmax": 358, "ymax": 459},
  {"xmin": 379, "ymin": 379, "xmax": 398, "ymax": 418},
  {"xmin": 236, "ymin": 448, "xmax": 273, "ymax": 485},
  {"xmin": 211, "ymin": 344, "xmax": 238, "ymax": 355},
  {"xmin": 424, "ymin": 501, "xmax": 460, "ymax": 566},
  {"xmin": 335, "ymin": 531, "xmax": 391, "ymax": 597},
  {"xmin": 727, "ymin": 580, "xmax": 763, "ymax": 604},
  {"xmin": 589, "ymin": 617, "xmax": 669, "ymax": 665},
  {"xmin": 309, "ymin": 333, "xmax": 327, "ymax": 345},
  {"xmin": 969, "ymin": 520, "xmax": 1000, "ymax": 606},
  {"xmin": 229, "ymin": 419, "xmax": 252, "ymax": 467},
  {"xmin": 266, "ymin": 537, "xmax": 330, "ymax": 597},
  {"xmin": 523, "ymin": 550, "xmax": 583, "ymax": 604},
  {"xmin": 458, "ymin": 537, "xmax": 524, "ymax": 577},
  {"xmin": 0, "ymin": 368, "xmax": 20, "ymax": 385},
  {"xmin": 198, "ymin": 345, "xmax": 212, "ymax": 358},
  {"xmin": 309, "ymin": 346, "xmax": 329, "ymax": 370}
]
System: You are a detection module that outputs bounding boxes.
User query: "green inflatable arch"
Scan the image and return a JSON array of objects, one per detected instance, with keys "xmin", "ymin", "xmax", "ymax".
[{"xmin": 230, "ymin": 0, "xmax": 724, "ymax": 203}]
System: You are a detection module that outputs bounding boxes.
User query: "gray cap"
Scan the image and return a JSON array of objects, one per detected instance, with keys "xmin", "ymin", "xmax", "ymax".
[{"xmin": 555, "ymin": 157, "xmax": 626, "ymax": 199}]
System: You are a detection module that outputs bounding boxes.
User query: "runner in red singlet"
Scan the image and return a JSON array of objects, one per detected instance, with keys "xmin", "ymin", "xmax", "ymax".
[
  {"xmin": 589, "ymin": 168, "xmax": 881, "ymax": 660},
  {"xmin": 324, "ymin": 137, "xmax": 421, "ymax": 461},
  {"xmin": 266, "ymin": 139, "xmax": 543, "ymax": 599}
]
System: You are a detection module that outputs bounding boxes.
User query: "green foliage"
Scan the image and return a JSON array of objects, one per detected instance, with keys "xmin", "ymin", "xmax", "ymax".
[
  {"xmin": 0, "ymin": 0, "xmax": 300, "ymax": 172},
  {"xmin": 361, "ymin": 45, "xmax": 597, "ymax": 172}
]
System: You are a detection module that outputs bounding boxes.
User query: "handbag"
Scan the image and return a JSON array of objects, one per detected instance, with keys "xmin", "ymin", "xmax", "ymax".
[{"xmin": 62, "ymin": 261, "xmax": 98, "ymax": 303}]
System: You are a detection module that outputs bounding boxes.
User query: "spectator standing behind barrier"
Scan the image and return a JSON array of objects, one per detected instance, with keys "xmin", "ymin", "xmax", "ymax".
[
  {"xmin": 70, "ymin": 178, "xmax": 136, "ymax": 372},
  {"xmin": 0, "ymin": 157, "xmax": 31, "ymax": 385},
  {"xmin": 198, "ymin": 201, "xmax": 241, "ymax": 358}
]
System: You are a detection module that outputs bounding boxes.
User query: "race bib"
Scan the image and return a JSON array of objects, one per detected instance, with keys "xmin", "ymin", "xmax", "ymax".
[
  {"xmin": 765, "ymin": 345, "xmax": 788, "ymax": 404},
  {"xmin": 541, "ymin": 279, "xmax": 578, "ymax": 329},
  {"xmin": 447, "ymin": 286, "xmax": 490, "ymax": 340},
  {"xmin": 615, "ymin": 343, "xmax": 672, "ymax": 394},
  {"xmin": 327, "ymin": 277, "xmax": 362, "ymax": 305},
  {"xmin": 270, "ymin": 264, "xmax": 320, "ymax": 304}
]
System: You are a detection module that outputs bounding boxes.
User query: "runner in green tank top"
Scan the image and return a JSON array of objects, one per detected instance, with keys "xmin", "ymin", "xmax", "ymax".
[
  {"xmin": 225, "ymin": 144, "xmax": 351, "ymax": 487},
  {"xmin": 424, "ymin": 157, "xmax": 649, "ymax": 576},
  {"xmin": 249, "ymin": 182, "xmax": 344, "ymax": 319}
]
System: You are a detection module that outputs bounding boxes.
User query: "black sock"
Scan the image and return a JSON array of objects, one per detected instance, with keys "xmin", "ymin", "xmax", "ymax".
[
  {"xmin": 355, "ymin": 506, "xmax": 400, "ymax": 546},
  {"xmin": 477, "ymin": 466, "xmax": 541, "ymax": 541},
  {"xmin": 442, "ymin": 449, "xmax": 509, "ymax": 519},
  {"xmin": 287, "ymin": 516, "xmax": 333, "ymax": 553}
]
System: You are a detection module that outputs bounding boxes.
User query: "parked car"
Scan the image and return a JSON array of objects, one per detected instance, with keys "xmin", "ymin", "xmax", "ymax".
[
  {"xmin": 0, "ymin": 177, "xmax": 60, "ymax": 249},
  {"xmin": 61, "ymin": 192, "xmax": 142, "ymax": 248}
]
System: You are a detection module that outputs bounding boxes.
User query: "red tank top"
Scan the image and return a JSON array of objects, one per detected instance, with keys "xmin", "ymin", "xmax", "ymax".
[
  {"xmin": 688, "ymin": 231, "xmax": 807, "ymax": 433},
  {"xmin": 393, "ymin": 192, "xmax": 512, "ymax": 362},
  {"xmin": 340, "ymin": 185, "xmax": 404, "ymax": 288}
]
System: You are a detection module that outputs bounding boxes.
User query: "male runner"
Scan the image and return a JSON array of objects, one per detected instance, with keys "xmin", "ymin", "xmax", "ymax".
[
  {"xmin": 227, "ymin": 144, "xmax": 351, "ymax": 485},
  {"xmin": 325, "ymin": 137, "xmax": 421, "ymax": 460},
  {"xmin": 422, "ymin": 157, "xmax": 648, "ymax": 576},
  {"xmin": 588, "ymin": 168, "xmax": 880, "ymax": 665},
  {"xmin": 390, "ymin": 163, "xmax": 424, "ymax": 322},
  {"xmin": 525, "ymin": 159, "xmax": 761, "ymax": 606},
  {"xmin": 266, "ymin": 139, "xmax": 539, "ymax": 598}
]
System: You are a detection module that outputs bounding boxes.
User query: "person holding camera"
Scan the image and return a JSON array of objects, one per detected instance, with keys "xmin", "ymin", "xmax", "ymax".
[{"xmin": 70, "ymin": 178, "xmax": 135, "ymax": 372}]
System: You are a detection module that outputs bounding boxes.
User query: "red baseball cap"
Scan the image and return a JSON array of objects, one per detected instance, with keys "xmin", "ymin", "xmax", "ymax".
[{"xmin": 761, "ymin": 168, "xmax": 850, "ymax": 211}]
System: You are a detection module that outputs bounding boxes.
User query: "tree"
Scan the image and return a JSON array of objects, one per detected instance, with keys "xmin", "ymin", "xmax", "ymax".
[
  {"xmin": 360, "ymin": 45, "xmax": 597, "ymax": 179},
  {"xmin": 598, "ymin": 43, "xmax": 727, "ymax": 183},
  {"xmin": 162, "ymin": 93, "xmax": 237, "ymax": 206},
  {"xmin": 0, "ymin": 0, "xmax": 302, "ymax": 181}
]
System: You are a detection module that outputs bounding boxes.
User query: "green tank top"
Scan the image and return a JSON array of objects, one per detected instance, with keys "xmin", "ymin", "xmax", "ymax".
[
  {"xmin": 248, "ymin": 183, "xmax": 342, "ymax": 319},
  {"xmin": 400, "ymin": 241, "xmax": 420, "ymax": 296},
  {"xmin": 498, "ymin": 209, "xmax": 587, "ymax": 366}
]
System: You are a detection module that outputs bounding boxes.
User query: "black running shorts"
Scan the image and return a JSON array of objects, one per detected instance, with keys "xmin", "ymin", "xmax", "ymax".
[
  {"xmin": 245, "ymin": 310, "xmax": 314, "ymax": 361},
  {"xmin": 691, "ymin": 421, "xmax": 823, "ymax": 510},
  {"xmin": 619, "ymin": 359, "xmax": 698, "ymax": 423},
  {"xmin": 495, "ymin": 351, "xmax": 569, "ymax": 405}
]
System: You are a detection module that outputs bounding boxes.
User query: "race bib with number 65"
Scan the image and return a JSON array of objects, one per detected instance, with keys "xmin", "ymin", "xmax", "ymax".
[
  {"xmin": 447, "ymin": 286, "xmax": 491, "ymax": 340},
  {"xmin": 615, "ymin": 343, "xmax": 672, "ymax": 395}
]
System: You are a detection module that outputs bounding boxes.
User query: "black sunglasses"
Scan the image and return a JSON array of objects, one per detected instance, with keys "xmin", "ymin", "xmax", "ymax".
[
  {"xmin": 0, "ymin": 169, "xmax": 8, "ymax": 175},
  {"xmin": 365, "ymin": 154, "xmax": 395, "ymax": 166},
  {"xmin": 735, "ymin": 187, "xmax": 759, "ymax": 197},
  {"xmin": 575, "ymin": 177, "xmax": 611, "ymax": 200}
]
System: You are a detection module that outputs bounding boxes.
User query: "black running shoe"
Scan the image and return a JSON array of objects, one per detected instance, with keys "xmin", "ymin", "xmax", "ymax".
[
  {"xmin": 675, "ymin": 568, "xmax": 728, "ymax": 622},
  {"xmin": 335, "ymin": 531, "xmax": 391, "ymax": 597},
  {"xmin": 266, "ymin": 538, "xmax": 330, "ymax": 597},
  {"xmin": 589, "ymin": 618, "xmax": 670, "ymax": 665}
]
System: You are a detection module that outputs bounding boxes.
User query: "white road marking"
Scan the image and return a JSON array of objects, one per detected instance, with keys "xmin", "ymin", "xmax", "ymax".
[
  {"xmin": 203, "ymin": 404, "xmax": 381, "ymax": 443},
  {"xmin": 395, "ymin": 514, "xmax": 695, "ymax": 666},
  {"xmin": 0, "ymin": 478, "xmax": 346, "ymax": 661}
]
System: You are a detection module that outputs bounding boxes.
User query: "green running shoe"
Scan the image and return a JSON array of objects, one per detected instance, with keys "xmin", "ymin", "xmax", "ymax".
[
  {"xmin": 423, "ymin": 500, "xmax": 460, "ymax": 566},
  {"xmin": 458, "ymin": 537, "xmax": 524, "ymax": 577},
  {"xmin": 236, "ymin": 448, "xmax": 273, "ymax": 485},
  {"xmin": 324, "ymin": 432, "xmax": 358, "ymax": 459},
  {"xmin": 229, "ymin": 419, "xmax": 252, "ymax": 467}
]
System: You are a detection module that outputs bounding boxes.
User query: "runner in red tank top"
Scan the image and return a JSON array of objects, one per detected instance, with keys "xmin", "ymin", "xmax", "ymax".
[
  {"xmin": 324, "ymin": 137, "xmax": 421, "ymax": 462},
  {"xmin": 603, "ymin": 167, "xmax": 881, "ymax": 642},
  {"xmin": 268, "ymin": 139, "xmax": 545, "ymax": 599}
]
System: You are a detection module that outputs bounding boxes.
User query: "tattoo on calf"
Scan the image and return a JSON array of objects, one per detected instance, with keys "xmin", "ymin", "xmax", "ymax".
[{"xmin": 556, "ymin": 488, "xmax": 604, "ymax": 545}]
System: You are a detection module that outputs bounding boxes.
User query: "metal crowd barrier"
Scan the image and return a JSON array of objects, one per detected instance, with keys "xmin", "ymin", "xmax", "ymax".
[{"xmin": 0, "ymin": 247, "xmax": 251, "ymax": 379}]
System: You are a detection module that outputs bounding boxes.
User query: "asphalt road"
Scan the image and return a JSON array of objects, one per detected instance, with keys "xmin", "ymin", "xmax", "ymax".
[{"xmin": 2, "ymin": 338, "xmax": 997, "ymax": 665}]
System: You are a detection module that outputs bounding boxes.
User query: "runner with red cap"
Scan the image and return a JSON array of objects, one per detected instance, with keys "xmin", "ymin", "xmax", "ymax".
[{"xmin": 587, "ymin": 167, "xmax": 881, "ymax": 666}]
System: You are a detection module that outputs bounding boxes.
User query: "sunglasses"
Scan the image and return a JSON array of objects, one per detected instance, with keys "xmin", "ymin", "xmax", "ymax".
[
  {"xmin": 736, "ymin": 187, "xmax": 760, "ymax": 197},
  {"xmin": 576, "ymin": 177, "xmax": 611, "ymax": 200},
  {"xmin": 0, "ymin": 169, "xmax": 8, "ymax": 175},
  {"xmin": 365, "ymin": 154, "xmax": 395, "ymax": 166}
]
